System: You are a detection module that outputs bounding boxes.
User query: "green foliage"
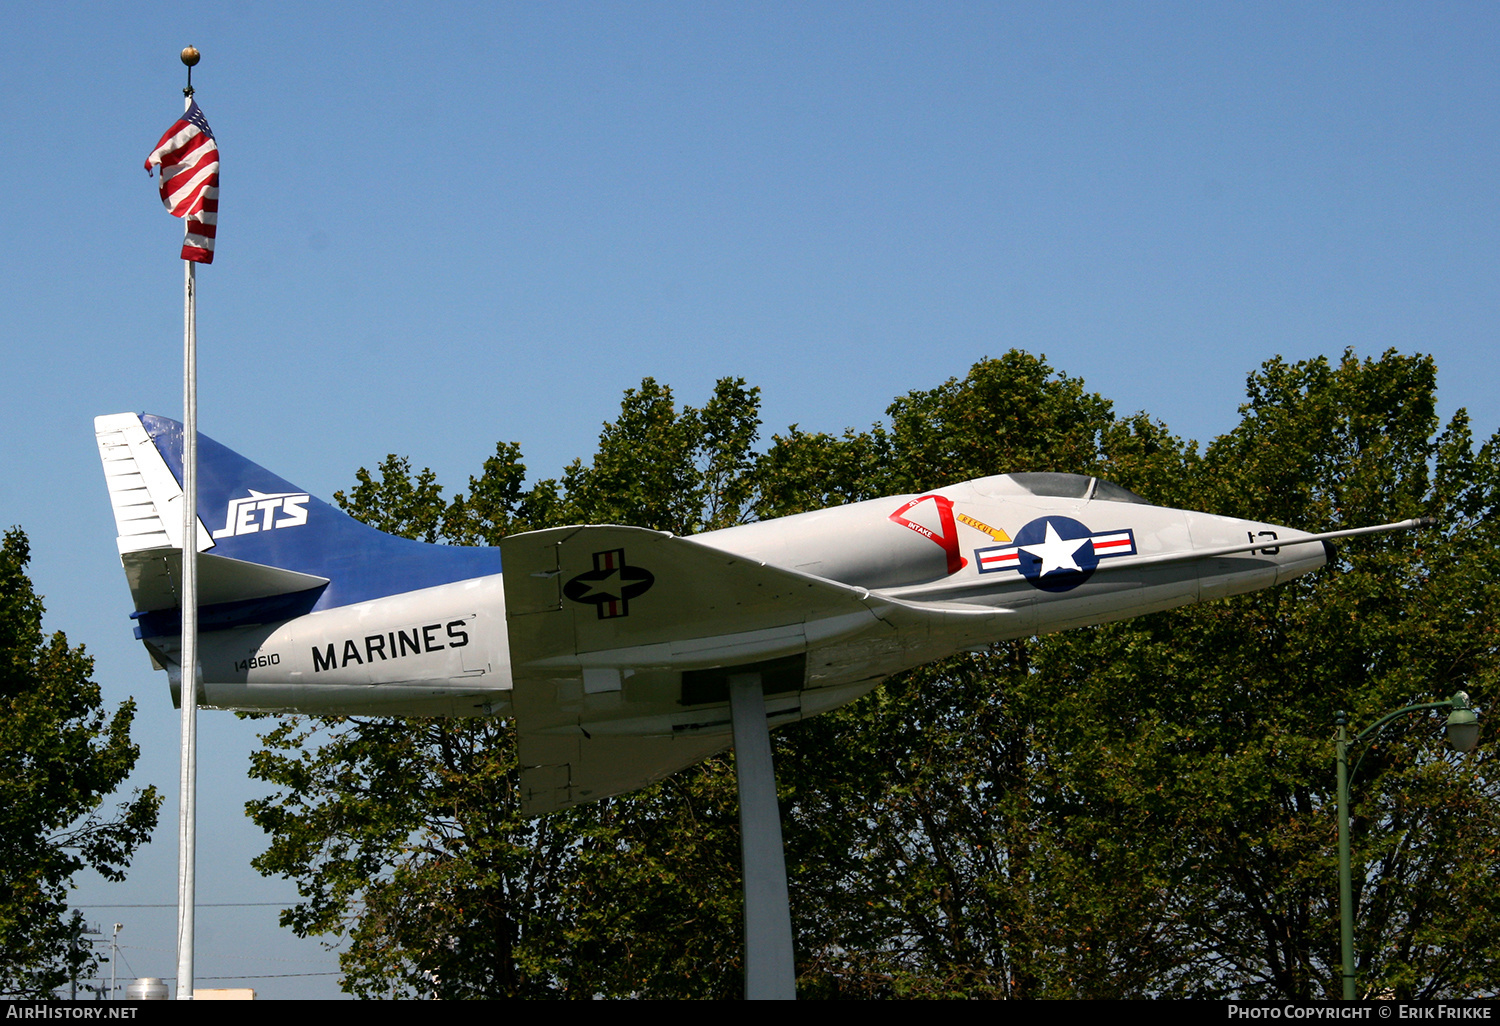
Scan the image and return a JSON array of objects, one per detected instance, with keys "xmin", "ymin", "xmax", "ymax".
[
  {"xmin": 552, "ymin": 376, "xmax": 763, "ymax": 534},
  {"xmin": 248, "ymin": 350, "xmax": 1500, "ymax": 998},
  {"xmin": 442, "ymin": 442, "xmax": 535, "ymax": 545},
  {"xmin": 883, "ymin": 351, "xmax": 1117, "ymax": 490},
  {"xmin": 333, "ymin": 456, "xmax": 446, "ymax": 543},
  {"xmin": 0, "ymin": 529, "xmax": 160, "ymax": 998},
  {"xmin": 249, "ymin": 715, "xmax": 583, "ymax": 998}
]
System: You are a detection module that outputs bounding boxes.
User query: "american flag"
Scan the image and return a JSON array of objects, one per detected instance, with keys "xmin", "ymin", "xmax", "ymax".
[{"xmin": 145, "ymin": 101, "xmax": 219, "ymax": 264}]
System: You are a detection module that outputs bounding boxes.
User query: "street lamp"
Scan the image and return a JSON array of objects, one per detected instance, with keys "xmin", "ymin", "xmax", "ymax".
[{"xmin": 1336, "ymin": 691, "xmax": 1481, "ymax": 1000}]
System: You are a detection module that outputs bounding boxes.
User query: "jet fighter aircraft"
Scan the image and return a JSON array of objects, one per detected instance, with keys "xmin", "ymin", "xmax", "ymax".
[{"xmin": 95, "ymin": 412, "xmax": 1423, "ymax": 814}]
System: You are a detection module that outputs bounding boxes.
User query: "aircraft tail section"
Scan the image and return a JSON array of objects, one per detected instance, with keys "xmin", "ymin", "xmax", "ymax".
[{"xmin": 95, "ymin": 413, "xmax": 502, "ymax": 637}]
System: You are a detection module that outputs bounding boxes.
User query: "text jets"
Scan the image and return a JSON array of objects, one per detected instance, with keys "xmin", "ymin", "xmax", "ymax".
[{"xmin": 95, "ymin": 413, "xmax": 1423, "ymax": 814}]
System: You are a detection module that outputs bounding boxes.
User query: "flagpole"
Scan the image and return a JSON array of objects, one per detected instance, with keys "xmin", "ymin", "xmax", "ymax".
[{"xmin": 175, "ymin": 45, "xmax": 201, "ymax": 1002}]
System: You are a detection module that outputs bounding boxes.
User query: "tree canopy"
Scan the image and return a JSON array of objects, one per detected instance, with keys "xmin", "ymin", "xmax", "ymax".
[
  {"xmin": 248, "ymin": 349, "xmax": 1500, "ymax": 998},
  {"xmin": 0, "ymin": 528, "xmax": 160, "ymax": 998}
]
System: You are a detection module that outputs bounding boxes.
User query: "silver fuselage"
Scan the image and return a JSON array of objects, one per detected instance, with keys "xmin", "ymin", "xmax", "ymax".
[{"xmin": 159, "ymin": 474, "xmax": 1324, "ymax": 735}]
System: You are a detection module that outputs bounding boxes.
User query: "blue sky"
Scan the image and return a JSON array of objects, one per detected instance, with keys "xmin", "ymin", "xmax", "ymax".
[{"xmin": 3, "ymin": 2, "xmax": 1497, "ymax": 998}]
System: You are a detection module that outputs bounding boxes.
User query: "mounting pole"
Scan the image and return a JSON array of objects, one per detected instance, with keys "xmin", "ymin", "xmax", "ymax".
[
  {"xmin": 728, "ymin": 673, "xmax": 796, "ymax": 1000},
  {"xmin": 175, "ymin": 43, "xmax": 201, "ymax": 1002}
]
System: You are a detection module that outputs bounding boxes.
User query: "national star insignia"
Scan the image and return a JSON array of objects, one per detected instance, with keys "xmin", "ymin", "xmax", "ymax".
[{"xmin": 1019, "ymin": 520, "xmax": 1088, "ymax": 577}]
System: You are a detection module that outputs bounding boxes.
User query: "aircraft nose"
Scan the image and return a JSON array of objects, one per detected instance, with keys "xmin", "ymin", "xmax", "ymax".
[{"xmin": 1184, "ymin": 511, "xmax": 1328, "ymax": 601}]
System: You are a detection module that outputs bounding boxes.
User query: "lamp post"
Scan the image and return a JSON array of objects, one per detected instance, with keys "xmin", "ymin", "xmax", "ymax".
[{"xmin": 1336, "ymin": 691, "xmax": 1480, "ymax": 1000}]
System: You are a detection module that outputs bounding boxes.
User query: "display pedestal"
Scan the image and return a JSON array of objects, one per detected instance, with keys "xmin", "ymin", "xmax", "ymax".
[{"xmin": 728, "ymin": 672, "xmax": 796, "ymax": 1000}]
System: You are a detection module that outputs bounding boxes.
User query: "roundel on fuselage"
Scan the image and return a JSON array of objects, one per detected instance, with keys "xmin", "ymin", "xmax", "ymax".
[{"xmin": 1011, "ymin": 516, "xmax": 1100, "ymax": 593}]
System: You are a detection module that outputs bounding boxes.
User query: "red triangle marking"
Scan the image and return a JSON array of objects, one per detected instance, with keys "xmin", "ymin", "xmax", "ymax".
[{"xmin": 889, "ymin": 494, "xmax": 968, "ymax": 575}]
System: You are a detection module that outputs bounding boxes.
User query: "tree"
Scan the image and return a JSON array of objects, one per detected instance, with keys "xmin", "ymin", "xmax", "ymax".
[
  {"xmin": 0, "ymin": 529, "xmax": 160, "ymax": 998},
  {"xmin": 249, "ymin": 351, "xmax": 1500, "ymax": 998},
  {"xmin": 249, "ymin": 715, "xmax": 582, "ymax": 998},
  {"xmin": 1151, "ymin": 351, "xmax": 1500, "ymax": 998}
]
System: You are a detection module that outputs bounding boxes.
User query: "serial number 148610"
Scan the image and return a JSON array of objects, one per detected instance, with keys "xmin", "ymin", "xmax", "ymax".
[{"xmin": 235, "ymin": 653, "xmax": 281, "ymax": 672}]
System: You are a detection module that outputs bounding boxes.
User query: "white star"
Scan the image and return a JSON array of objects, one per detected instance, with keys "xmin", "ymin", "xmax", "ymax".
[
  {"xmin": 1019, "ymin": 520, "xmax": 1088, "ymax": 577},
  {"xmin": 574, "ymin": 568, "xmax": 623, "ymax": 601}
]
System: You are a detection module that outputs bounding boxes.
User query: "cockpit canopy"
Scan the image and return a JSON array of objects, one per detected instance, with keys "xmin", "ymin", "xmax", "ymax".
[{"xmin": 980, "ymin": 472, "xmax": 1149, "ymax": 504}]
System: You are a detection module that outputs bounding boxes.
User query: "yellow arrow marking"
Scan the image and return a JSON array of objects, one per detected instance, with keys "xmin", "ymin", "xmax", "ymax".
[{"xmin": 956, "ymin": 512, "xmax": 1010, "ymax": 542}]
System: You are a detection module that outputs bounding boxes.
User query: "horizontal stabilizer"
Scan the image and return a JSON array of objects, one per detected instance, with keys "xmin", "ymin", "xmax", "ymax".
[{"xmin": 122, "ymin": 549, "xmax": 329, "ymax": 613}]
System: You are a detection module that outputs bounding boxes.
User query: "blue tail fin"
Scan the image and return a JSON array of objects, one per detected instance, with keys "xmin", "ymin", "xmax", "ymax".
[{"xmin": 95, "ymin": 413, "xmax": 501, "ymax": 637}]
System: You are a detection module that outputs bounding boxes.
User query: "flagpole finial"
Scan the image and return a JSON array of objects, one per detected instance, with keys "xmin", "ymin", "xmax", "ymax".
[{"xmin": 181, "ymin": 47, "xmax": 200, "ymax": 97}]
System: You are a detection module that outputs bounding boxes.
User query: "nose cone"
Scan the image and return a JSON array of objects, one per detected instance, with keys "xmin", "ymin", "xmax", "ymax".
[{"xmin": 1185, "ymin": 511, "xmax": 1328, "ymax": 601}]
